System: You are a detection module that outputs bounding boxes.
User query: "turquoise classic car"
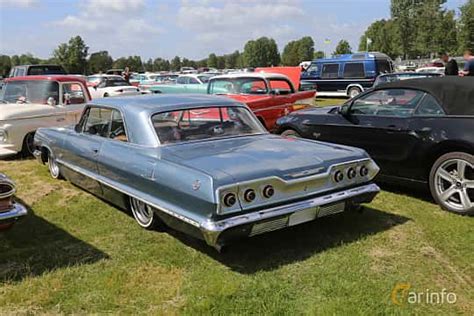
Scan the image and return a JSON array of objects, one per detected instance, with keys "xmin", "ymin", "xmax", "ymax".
[{"xmin": 147, "ymin": 74, "xmax": 212, "ymax": 94}]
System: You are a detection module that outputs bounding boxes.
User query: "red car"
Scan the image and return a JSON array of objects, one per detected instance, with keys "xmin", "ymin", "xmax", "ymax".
[{"xmin": 207, "ymin": 71, "xmax": 316, "ymax": 131}]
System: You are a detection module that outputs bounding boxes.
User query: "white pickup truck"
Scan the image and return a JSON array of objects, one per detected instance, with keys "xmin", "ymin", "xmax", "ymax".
[{"xmin": 0, "ymin": 75, "xmax": 90, "ymax": 157}]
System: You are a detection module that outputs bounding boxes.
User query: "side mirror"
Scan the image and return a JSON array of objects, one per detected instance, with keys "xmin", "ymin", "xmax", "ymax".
[
  {"xmin": 47, "ymin": 97, "xmax": 57, "ymax": 106},
  {"xmin": 339, "ymin": 105, "xmax": 350, "ymax": 117},
  {"xmin": 74, "ymin": 124, "xmax": 82, "ymax": 133}
]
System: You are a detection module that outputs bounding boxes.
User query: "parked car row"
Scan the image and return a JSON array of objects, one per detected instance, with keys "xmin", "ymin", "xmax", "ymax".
[{"xmin": 1, "ymin": 70, "xmax": 472, "ymax": 250}]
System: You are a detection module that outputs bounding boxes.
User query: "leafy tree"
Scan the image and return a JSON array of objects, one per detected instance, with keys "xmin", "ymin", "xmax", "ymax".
[
  {"xmin": 390, "ymin": 0, "xmax": 422, "ymax": 59},
  {"xmin": 314, "ymin": 51, "xmax": 325, "ymax": 59},
  {"xmin": 171, "ymin": 56, "xmax": 181, "ymax": 71},
  {"xmin": 458, "ymin": 0, "xmax": 474, "ymax": 53},
  {"xmin": 143, "ymin": 58, "xmax": 154, "ymax": 72},
  {"xmin": 10, "ymin": 55, "xmax": 20, "ymax": 66},
  {"xmin": 243, "ymin": 37, "xmax": 280, "ymax": 67},
  {"xmin": 53, "ymin": 36, "xmax": 89, "ymax": 74},
  {"xmin": 207, "ymin": 53, "xmax": 218, "ymax": 68},
  {"xmin": 112, "ymin": 57, "xmax": 127, "ymax": 69},
  {"xmin": 359, "ymin": 19, "xmax": 401, "ymax": 58},
  {"xmin": 153, "ymin": 58, "xmax": 170, "ymax": 71},
  {"xmin": 282, "ymin": 36, "xmax": 315, "ymax": 66},
  {"xmin": 0, "ymin": 55, "xmax": 11, "ymax": 77},
  {"xmin": 333, "ymin": 40, "xmax": 352, "ymax": 55},
  {"xmin": 225, "ymin": 50, "xmax": 240, "ymax": 69},
  {"xmin": 88, "ymin": 51, "xmax": 113, "ymax": 74}
]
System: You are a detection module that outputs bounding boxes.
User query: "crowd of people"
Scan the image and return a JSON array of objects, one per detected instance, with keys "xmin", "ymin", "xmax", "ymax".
[{"xmin": 440, "ymin": 49, "xmax": 474, "ymax": 76}]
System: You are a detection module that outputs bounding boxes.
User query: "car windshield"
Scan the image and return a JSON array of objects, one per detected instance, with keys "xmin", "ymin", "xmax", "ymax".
[
  {"xmin": 0, "ymin": 80, "xmax": 60, "ymax": 104},
  {"xmin": 151, "ymin": 106, "xmax": 265, "ymax": 144},
  {"xmin": 105, "ymin": 78, "xmax": 131, "ymax": 87},
  {"xmin": 208, "ymin": 78, "xmax": 268, "ymax": 95},
  {"xmin": 197, "ymin": 75, "xmax": 212, "ymax": 83}
]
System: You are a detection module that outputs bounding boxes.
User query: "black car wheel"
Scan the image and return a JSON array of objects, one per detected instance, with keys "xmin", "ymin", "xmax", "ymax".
[
  {"xmin": 429, "ymin": 152, "xmax": 474, "ymax": 215},
  {"xmin": 129, "ymin": 197, "xmax": 164, "ymax": 230},
  {"xmin": 21, "ymin": 132, "xmax": 35, "ymax": 157},
  {"xmin": 281, "ymin": 129, "xmax": 302, "ymax": 138}
]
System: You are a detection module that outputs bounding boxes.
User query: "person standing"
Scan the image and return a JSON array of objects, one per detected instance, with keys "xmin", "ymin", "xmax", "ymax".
[
  {"xmin": 440, "ymin": 53, "xmax": 458, "ymax": 76},
  {"xmin": 123, "ymin": 67, "xmax": 131, "ymax": 83},
  {"xmin": 459, "ymin": 50, "xmax": 474, "ymax": 77}
]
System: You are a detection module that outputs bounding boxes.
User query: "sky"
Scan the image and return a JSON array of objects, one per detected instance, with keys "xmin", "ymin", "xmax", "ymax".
[{"xmin": 0, "ymin": 0, "xmax": 468, "ymax": 61}]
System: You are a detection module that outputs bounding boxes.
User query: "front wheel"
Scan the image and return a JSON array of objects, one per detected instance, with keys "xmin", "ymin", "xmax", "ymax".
[
  {"xmin": 429, "ymin": 152, "xmax": 474, "ymax": 215},
  {"xmin": 129, "ymin": 197, "xmax": 164, "ymax": 229},
  {"xmin": 281, "ymin": 129, "xmax": 302, "ymax": 138},
  {"xmin": 21, "ymin": 132, "xmax": 36, "ymax": 157}
]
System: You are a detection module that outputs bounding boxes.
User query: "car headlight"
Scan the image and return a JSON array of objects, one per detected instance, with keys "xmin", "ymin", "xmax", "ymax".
[{"xmin": 0, "ymin": 129, "xmax": 7, "ymax": 143}]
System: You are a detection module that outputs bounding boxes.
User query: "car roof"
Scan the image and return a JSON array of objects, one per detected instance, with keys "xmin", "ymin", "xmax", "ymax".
[
  {"xmin": 375, "ymin": 77, "xmax": 474, "ymax": 116},
  {"xmin": 89, "ymin": 94, "xmax": 243, "ymax": 114},
  {"xmin": 210, "ymin": 72, "xmax": 289, "ymax": 80},
  {"xmin": 5, "ymin": 75, "xmax": 84, "ymax": 82}
]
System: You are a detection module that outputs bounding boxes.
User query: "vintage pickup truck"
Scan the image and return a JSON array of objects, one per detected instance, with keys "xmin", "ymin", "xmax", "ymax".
[{"xmin": 0, "ymin": 75, "xmax": 90, "ymax": 157}]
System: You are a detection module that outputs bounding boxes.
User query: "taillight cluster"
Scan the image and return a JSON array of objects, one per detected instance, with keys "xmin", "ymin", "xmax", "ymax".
[
  {"xmin": 334, "ymin": 165, "xmax": 369, "ymax": 183},
  {"xmin": 222, "ymin": 185, "xmax": 276, "ymax": 207}
]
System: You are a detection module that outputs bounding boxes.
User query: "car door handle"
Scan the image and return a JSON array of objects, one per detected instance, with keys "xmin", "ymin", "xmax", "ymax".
[{"xmin": 92, "ymin": 148, "xmax": 99, "ymax": 155}]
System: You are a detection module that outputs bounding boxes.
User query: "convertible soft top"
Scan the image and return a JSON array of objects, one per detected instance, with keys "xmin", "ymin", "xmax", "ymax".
[{"xmin": 376, "ymin": 77, "xmax": 474, "ymax": 116}]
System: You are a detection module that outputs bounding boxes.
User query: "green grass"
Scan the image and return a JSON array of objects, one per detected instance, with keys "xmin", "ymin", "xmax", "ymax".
[{"xmin": 1, "ymin": 159, "xmax": 473, "ymax": 315}]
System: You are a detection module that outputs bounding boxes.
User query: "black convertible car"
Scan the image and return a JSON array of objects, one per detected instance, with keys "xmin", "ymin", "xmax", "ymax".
[{"xmin": 276, "ymin": 77, "xmax": 474, "ymax": 215}]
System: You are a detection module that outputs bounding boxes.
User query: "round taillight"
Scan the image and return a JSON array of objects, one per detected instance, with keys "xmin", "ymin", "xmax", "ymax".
[
  {"xmin": 243, "ymin": 189, "xmax": 256, "ymax": 202},
  {"xmin": 360, "ymin": 166, "xmax": 369, "ymax": 177},
  {"xmin": 262, "ymin": 185, "xmax": 274, "ymax": 198},
  {"xmin": 223, "ymin": 193, "xmax": 236, "ymax": 207},
  {"xmin": 334, "ymin": 170, "xmax": 344, "ymax": 183},
  {"xmin": 347, "ymin": 168, "xmax": 357, "ymax": 179}
]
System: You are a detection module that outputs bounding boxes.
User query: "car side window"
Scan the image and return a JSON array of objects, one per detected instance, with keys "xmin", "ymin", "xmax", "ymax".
[
  {"xmin": 62, "ymin": 83, "xmax": 86, "ymax": 105},
  {"xmin": 415, "ymin": 93, "xmax": 445, "ymax": 116},
  {"xmin": 269, "ymin": 79, "xmax": 293, "ymax": 95},
  {"xmin": 177, "ymin": 77, "xmax": 187, "ymax": 84},
  {"xmin": 321, "ymin": 64, "xmax": 339, "ymax": 79},
  {"xmin": 188, "ymin": 77, "xmax": 199, "ymax": 84},
  {"xmin": 109, "ymin": 110, "xmax": 128, "ymax": 142},
  {"xmin": 305, "ymin": 63, "xmax": 319, "ymax": 74},
  {"xmin": 83, "ymin": 107, "xmax": 113, "ymax": 137},
  {"xmin": 343, "ymin": 63, "xmax": 365, "ymax": 78},
  {"xmin": 350, "ymin": 89, "xmax": 425, "ymax": 117}
]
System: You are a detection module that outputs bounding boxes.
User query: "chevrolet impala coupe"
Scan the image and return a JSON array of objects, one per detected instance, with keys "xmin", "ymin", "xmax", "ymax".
[{"xmin": 33, "ymin": 95, "xmax": 380, "ymax": 250}]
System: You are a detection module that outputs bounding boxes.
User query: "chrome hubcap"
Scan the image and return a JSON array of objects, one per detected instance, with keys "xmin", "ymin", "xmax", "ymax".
[
  {"xmin": 48, "ymin": 156, "xmax": 60, "ymax": 178},
  {"xmin": 130, "ymin": 198, "xmax": 154, "ymax": 226},
  {"xmin": 435, "ymin": 159, "xmax": 474, "ymax": 212}
]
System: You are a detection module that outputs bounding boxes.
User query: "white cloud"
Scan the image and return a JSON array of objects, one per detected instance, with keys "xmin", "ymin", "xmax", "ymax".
[
  {"xmin": 85, "ymin": 0, "xmax": 145, "ymax": 14},
  {"xmin": 0, "ymin": 0, "xmax": 38, "ymax": 8}
]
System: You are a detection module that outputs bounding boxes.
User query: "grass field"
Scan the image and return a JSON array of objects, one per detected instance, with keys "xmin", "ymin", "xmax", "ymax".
[{"xmin": 1, "ymin": 158, "xmax": 473, "ymax": 315}]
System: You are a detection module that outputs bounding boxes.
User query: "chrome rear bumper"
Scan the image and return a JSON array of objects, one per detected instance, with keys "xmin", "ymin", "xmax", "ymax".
[
  {"xmin": 200, "ymin": 183, "xmax": 379, "ymax": 249},
  {"xmin": 0, "ymin": 203, "xmax": 28, "ymax": 222}
]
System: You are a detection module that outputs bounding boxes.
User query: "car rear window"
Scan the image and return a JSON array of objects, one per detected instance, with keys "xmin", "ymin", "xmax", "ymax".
[
  {"xmin": 151, "ymin": 106, "xmax": 265, "ymax": 144},
  {"xmin": 28, "ymin": 66, "xmax": 66, "ymax": 76}
]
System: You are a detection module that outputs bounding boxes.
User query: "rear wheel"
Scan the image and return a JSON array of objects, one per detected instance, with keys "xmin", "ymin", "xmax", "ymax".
[
  {"xmin": 47, "ymin": 150, "xmax": 62, "ymax": 179},
  {"xmin": 429, "ymin": 152, "xmax": 474, "ymax": 215},
  {"xmin": 347, "ymin": 86, "xmax": 362, "ymax": 98},
  {"xmin": 129, "ymin": 197, "xmax": 164, "ymax": 229},
  {"xmin": 281, "ymin": 129, "xmax": 301, "ymax": 138}
]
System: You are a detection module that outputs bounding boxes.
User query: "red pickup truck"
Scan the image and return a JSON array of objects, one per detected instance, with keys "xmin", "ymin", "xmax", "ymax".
[{"xmin": 207, "ymin": 71, "xmax": 316, "ymax": 131}]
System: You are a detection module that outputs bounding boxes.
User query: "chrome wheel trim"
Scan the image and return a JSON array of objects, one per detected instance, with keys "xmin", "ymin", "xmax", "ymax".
[
  {"xmin": 130, "ymin": 197, "xmax": 154, "ymax": 227},
  {"xmin": 48, "ymin": 154, "xmax": 60, "ymax": 179},
  {"xmin": 349, "ymin": 88, "xmax": 360, "ymax": 98},
  {"xmin": 434, "ymin": 158, "xmax": 473, "ymax": 212}
]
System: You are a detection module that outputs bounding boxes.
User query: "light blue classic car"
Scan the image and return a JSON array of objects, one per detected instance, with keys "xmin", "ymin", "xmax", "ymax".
[
  {"xmin": 33, "ymin": 95, "xmax": 380, "ymax": 250},
  {"xmin": 147, "ymin": 74, "xmax": 212, "ymax": 94}
]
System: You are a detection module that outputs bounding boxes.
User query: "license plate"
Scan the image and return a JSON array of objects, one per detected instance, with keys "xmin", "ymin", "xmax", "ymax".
[{"xmin": 288, "ymin": 207, "xmax": 318, "ymax": 226}]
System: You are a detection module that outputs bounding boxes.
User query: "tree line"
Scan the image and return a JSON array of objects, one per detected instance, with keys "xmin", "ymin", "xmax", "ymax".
[
  {"xmin": 359, "ymin": 0, "xmax": 473, "ymax": 59},
  {"xmin": 0, "ymin": 0, "xmax": 471, "ymax": 76}
]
